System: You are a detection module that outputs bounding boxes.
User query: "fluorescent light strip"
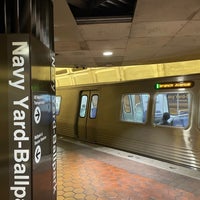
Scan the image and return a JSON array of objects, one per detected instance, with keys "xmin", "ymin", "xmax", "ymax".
[{"xmin": 103, "ymin": 51, "xmax": 113, "ymax": 56}]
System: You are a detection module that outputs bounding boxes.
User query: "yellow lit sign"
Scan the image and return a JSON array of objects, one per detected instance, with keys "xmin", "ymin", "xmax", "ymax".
[{"xmin": 155, "ymin": 81, "xmax": 194, "ymax": 89}]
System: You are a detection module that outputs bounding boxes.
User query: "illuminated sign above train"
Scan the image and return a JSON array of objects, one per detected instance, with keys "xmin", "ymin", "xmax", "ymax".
[{"xmin": 155, "ymin": 81, "xmax": 194, "ymax": 89}]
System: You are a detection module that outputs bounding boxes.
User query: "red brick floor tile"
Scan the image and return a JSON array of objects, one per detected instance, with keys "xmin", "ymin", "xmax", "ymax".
[
  {"xmin": 57, "ymin": 143, "xmax": 200, "ymax": 200},
  {"xmin": 57, "ymin": 196, "xmax": 65, "ymax": 200}
]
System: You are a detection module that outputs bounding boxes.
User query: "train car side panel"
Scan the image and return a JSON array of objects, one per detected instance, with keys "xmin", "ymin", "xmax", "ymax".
[
  {"xmin": 56, "ymin": 87, "xmax": 79, "ymax": 138},
  {"xmin": 57, "ymin": 74, "xmax": 200, "ymax": 169}
]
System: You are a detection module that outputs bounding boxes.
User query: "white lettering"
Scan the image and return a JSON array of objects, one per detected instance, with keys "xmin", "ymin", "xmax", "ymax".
[
  {"xmin": 14, "ymin": 129, "xmax": 29, "ymax": 141},
  {"xmin": 12, "ymin": 56, "xmax": 25, "ymax": 67},
  {"xmin": 14, "ymin": 121, "xmax": 25, "ymax": 129},
  {"xmin": 10, "ymin": 41, "xmax": 30, "ymax": 200},
  {"xmin": 52, "ymin": 109, "xmax": 57, "ymax": 195},
  {"xmin": 9, "ymin": 42, "xmax": 28, "ymax": 90},
  {"xmin": 14, "ymin": 96, "xmax": 29, "ymax": 110},
  {"xmin": 10, "ymin": 187, "xmax": 26, "ymax": 198},
  {"xmin": 9, "ymin": 78, "xmax": 25, "ymax": 90},
  {"xmin": 13, "ymin": 110, "xmax": 25, "ymax": 121},
  {"xmin": 14, "ymin": 164, "xmax": 26, "ymax": 174},
  {"xmin": 13, "ymin": 67, "xmax": 24, "ymax": 79},
  {"xmin": 12, "ymin": 42, "xmax": 28, "ymax": 55},
  {"xmin": 14, "ymin": 150, "xmax": 29, "ymax": 163}
]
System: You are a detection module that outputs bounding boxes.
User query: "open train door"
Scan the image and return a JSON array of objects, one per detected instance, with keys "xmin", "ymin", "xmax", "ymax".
[{"xmin": 77, "ymin": 90, "xmax": 99, "ymax": 142}]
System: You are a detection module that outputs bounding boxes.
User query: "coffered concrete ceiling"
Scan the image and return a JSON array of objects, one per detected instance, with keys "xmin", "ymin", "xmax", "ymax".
[{"xmin": 54, "ymin": 0, "xmax": 200, "ymax": 67}]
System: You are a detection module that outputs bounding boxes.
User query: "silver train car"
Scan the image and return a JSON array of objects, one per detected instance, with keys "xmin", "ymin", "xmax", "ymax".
[{"xmin": 56, "ymin": 74, "xmax": 200, "ymax": 170}]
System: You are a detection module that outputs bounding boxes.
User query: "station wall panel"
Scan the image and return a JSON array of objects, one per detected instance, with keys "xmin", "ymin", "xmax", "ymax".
[
  {"xmin": 56, "ymin": 60, "xmax": 200, "ymax": 87},
  {"xmin": 94, "ymin": 67, "xmax": 121, "ymax": 82}
]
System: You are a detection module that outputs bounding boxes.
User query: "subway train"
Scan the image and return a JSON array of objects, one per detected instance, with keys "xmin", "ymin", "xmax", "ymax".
[{"xmin": 56, "ymin": 74, "xmax": 200, "ymax": 170}]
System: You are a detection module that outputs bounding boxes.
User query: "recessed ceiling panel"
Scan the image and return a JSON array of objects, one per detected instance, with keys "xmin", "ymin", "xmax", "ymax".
[{"xmin": 66, "ymin": 0, "xmax": 137, "ymax": 24}]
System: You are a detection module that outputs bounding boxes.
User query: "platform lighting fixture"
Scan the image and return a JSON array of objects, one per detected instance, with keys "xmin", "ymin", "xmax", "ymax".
[{"xmin": 103, "ymin": 51, "xmax": 113, "ymax": 56}]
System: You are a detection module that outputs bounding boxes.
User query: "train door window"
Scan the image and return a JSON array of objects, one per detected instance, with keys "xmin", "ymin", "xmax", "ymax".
[
  {"xmin": 154, "ymin": 92, "xmax": 191, "ymax": 128},
  {"xmin": 79, "ymin": 95, "xmax": 88, "ymax": 118},
  {"xmin": 121, "ymin": 93, "xmax": 150, "ymax": 123},
  {"xmin": 90, "ymin": 95, "xmax": 99, "ymax": 119}
]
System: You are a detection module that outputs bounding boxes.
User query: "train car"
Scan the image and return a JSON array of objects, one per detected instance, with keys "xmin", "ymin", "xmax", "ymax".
[{"xmin": 56, "ymin": 74, "xmax": 200, "ymax": 170}]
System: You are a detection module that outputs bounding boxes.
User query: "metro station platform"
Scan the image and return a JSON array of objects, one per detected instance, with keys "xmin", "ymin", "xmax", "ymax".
[{"xmin": 57, "ymin": 137, "xmax": 200, "ymax": 200}]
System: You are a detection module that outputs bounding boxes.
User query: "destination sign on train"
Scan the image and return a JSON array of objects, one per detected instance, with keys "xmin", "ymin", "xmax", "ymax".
[{"xmin": 155, "ymin": 81, "xmax": 194, "ymax": 89}]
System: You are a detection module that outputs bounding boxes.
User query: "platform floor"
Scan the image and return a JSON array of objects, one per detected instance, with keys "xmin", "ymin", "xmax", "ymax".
[{"xmin": 57, "ymin": 137, "xmax": 200, "ymax": 200}]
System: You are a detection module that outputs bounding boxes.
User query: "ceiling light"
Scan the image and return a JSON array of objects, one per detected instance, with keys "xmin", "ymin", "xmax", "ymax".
[{"xmin": 103, "ymin": 51, "xmax": 113, "ymax": 56}]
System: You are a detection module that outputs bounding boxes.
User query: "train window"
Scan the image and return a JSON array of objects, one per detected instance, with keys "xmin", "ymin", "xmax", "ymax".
[
  {"xmin": 79, "ymin": 95, "xmax": 88, "ymax": 118},
  {"xmin": 55, "ymin": 96, "xmax": 62, "ymax": 115},
  {"xmin": 121, "ymin": 93, "xmax": 150, "ymax": 123},
  {"xmin": 154, "ymin": 92, "xmax": 191, "ymax": 128},
  {"xmin": 90, "ymin": 95, "xmax": 99, "ymax": 119},
  {"xmin": 123, "ymin": 95, "xmax": 131, "ymax": 113}
]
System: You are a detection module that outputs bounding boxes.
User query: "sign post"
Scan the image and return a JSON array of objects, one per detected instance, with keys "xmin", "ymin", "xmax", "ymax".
[{"xmin": 0, "ymin": 1, "xmax": 56, "ymax": 200}]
